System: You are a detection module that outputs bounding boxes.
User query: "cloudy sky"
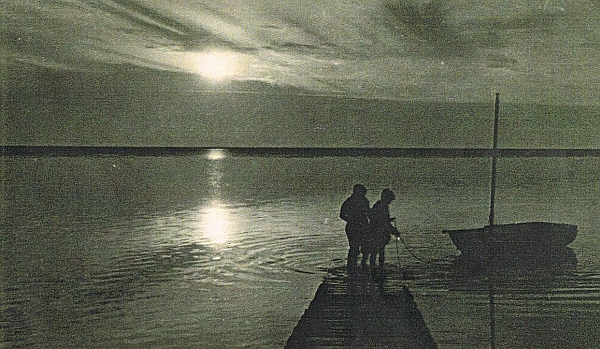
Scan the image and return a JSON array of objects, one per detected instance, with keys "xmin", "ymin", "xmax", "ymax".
[{"xmin": 2, "ymin": 0, "xmax": 600, "ymax": 147}]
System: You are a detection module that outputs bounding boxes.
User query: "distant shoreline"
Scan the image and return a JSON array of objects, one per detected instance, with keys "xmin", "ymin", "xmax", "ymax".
[{"xmin": 2, "ymin": 146, "xmax": 600, "ymax": 158}]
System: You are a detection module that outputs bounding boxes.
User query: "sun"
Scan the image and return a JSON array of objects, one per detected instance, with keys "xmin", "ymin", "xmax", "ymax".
[{"xmin": 196, "ymin": 50, "xmax": 240, "ymax": 81}]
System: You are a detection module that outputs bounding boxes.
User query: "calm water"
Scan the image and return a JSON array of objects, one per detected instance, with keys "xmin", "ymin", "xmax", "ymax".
[{"xmin": 1, "ymin": 152, "xmax": 599, "ymax": 348}]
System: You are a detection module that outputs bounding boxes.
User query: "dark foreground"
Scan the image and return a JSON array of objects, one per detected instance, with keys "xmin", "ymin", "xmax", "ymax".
[{"xmin": 285, "ymin": 267, "xmax": 437, "ymax": 349}]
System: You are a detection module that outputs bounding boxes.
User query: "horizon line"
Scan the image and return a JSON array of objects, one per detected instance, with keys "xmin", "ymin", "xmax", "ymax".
[{"xmin": 2, "ymin": 146, "xmax": 600, "ymax": 158}]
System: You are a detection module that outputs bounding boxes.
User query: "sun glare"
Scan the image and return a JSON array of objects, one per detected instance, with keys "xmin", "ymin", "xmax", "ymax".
[
  {"xmin": 201, "ymin": 202, "xmax": 231, "ymax": 244},
  {"xmin": 206, "ymin": 148, "xmax": 227, "ymax": 160},
  {"xmin": 196, "ymin": 50, "xmax": 240, "ymax": 81}
]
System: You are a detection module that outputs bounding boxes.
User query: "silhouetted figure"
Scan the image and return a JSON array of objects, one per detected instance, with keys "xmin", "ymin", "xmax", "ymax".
[
  {"xmin": 363, "ymin": 188, "xmax": 399, "ymax": 270},
  {"xmin": 340, "ymin": 184, "xmax": 370, "ymax": 274}
]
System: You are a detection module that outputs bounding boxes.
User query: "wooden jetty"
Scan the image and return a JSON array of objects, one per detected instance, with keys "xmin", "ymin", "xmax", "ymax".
[{"xmin": 285, "ymin": 266, "xmax": 437, "ymax": 349}]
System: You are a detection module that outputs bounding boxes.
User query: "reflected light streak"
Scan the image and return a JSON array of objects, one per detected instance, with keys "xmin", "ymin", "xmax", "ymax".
[
  {"xmin": 200, "ymin": 202, "xmax": 233, "ymax": 245},
  {"xmin": 206, "ymin": 148, "xmax": 227, "ymax": 160}
]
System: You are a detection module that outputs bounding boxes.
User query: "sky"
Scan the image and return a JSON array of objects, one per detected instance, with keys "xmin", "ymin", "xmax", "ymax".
[{"xmin": 2, "ymin": 0, "xmax": 600, "ymax": 147}]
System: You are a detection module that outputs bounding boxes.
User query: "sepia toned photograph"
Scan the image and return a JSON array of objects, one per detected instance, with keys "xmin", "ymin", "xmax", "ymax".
[{"xmin": 2, "ymin": 1, "xmax": 599, "ymax": 348}]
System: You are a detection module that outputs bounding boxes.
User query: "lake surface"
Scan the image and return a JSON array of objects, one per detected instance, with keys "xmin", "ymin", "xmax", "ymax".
[{"xmin": 1, "ymin": 152, "xmax": 599, "ymax": 348}]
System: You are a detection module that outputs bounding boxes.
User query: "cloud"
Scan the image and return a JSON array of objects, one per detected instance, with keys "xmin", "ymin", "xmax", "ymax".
[
  {"xmin": 1, "ymin": 0, "xmax": 600, "ymax": 104},
  {"xmin": 383, "ymin": 0, "xmax": 568, "ymax": 60},
  {"xmin": 87, "ymin": 0, "xmax": 215, "ymax": 49},
  {"xmin": 385, "ymin": 0, "xmax": 470, "ymax": 57}
]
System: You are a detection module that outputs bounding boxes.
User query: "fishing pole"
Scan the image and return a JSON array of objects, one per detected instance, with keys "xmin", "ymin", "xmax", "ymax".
[
  {"xmin": 393, "ymin": 231, "xmax": 405, "ymax": 280},
  {"xmin": 394, "ymin": 226, "xmax": 401, "ymax": 266}
]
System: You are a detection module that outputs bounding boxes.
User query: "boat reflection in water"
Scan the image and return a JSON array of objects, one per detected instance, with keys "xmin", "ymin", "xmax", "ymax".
[{"xmin": 422, "ymin": 245, "xmax": 581, "ymax": 349}]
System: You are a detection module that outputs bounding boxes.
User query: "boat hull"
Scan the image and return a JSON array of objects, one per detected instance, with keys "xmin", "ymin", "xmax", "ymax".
[{"xmin": 444, "ymin": 222, "xmax": 577, "ymax": 260}]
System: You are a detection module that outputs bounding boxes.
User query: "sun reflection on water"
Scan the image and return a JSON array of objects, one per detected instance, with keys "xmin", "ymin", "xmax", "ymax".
[
  {"xmin": 200, "ymin": 201, "xmax": 232, "ymax": 244},
  {"xmin": 206, "ymin": 148, "xmax": 227, "ymax": 160},
  {"xmin": 195, "ymin": 149, "xmax": 236, "ymax": 245}
]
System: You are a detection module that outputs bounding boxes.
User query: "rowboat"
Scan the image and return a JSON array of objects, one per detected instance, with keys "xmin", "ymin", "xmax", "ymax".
[
  {"xmin": 443, "ymin": 94, "xmax": 577, "ymax": 261},
  {"xmin": 446, "ymin": 222, "xmax": 577, "ymax": 260}
]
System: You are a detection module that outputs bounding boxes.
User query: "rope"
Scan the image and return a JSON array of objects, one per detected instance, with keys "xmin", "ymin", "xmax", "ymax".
[{"xmin": 392, "ymin": 220, "xmax": 440, "ymax": 265}]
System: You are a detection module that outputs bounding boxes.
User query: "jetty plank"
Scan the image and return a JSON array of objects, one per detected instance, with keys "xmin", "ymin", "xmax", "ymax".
[{"xmin": 285, "ymin": 267, "xmax": 437, "ymax": 349}]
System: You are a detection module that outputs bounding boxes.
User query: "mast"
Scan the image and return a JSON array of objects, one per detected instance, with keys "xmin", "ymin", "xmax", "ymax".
[
  {"xmin": 487, "ymin": 93, "xmax": 500, "ymax": 349},
  {"xmin": 488, "ymin": 93, "xmax": 500, "ymax": 227}
]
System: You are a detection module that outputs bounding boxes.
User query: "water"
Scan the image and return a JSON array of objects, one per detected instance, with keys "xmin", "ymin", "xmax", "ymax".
[{"xmin": 1, "ymin": 152, "xmax": 599, "ymax": 348}]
